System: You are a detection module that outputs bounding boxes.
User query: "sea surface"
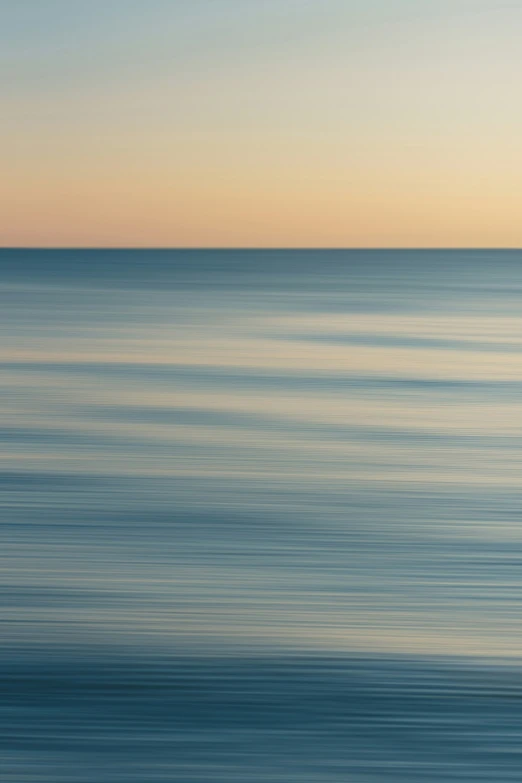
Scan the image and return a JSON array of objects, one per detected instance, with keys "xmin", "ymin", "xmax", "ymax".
[{"xmin": 3, "ymin": 249, "xmax": 522, "ymax": 781}]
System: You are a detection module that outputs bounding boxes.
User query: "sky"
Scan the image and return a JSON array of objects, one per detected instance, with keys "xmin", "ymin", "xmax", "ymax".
[{"xmin": 2, "ymin": 0, "xmax": 522, "ymax": 248}]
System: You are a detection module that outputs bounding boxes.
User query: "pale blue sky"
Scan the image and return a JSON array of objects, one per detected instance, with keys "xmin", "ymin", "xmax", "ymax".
[{"xmin": 2, "ymin": 1, "xmax": 522, "ymax": 246}]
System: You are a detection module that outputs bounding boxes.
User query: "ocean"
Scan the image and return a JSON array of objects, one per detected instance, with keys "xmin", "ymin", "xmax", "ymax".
[{"xmin": 3, "ymin": 249, "xmax": 522, "ymax": 781}]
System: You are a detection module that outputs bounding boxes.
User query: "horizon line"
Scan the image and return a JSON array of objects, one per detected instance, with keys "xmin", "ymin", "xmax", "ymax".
[{"xmin": 2, "ymin": 247, "xmax": 522, "ymax": 252}]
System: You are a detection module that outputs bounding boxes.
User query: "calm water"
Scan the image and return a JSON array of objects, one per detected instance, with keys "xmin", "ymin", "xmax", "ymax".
[{"xmin": 4, "ymin": 249, "xmax": 522, "ymax": 780}]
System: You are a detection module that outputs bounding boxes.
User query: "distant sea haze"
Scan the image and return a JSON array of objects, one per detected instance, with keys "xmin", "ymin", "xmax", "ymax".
[{"xmin": 4, "ymin": 248, "xmax": 522, "ymax": 781}]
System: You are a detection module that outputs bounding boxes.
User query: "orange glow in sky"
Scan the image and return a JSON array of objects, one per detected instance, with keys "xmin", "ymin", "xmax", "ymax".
[{"xmin": 2, "ymin": 1, "xmax": 522, "ymax": 247}]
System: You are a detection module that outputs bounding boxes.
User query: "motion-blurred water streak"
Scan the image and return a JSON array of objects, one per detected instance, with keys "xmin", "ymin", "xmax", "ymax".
[{"xmin": 3, "ymin": 249, "xmax": 522, "ymax": 781}]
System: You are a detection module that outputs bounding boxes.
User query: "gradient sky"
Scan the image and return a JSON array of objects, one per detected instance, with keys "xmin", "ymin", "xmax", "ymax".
[{"xmin": 2, "ymin": 0, "xmax": 522, "ymax": 247}]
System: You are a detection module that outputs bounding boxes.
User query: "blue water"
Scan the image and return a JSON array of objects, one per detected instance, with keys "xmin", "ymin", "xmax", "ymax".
[{"xmin": 4, "ymin": 249, "xmax": 522, "ymax": 781}]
